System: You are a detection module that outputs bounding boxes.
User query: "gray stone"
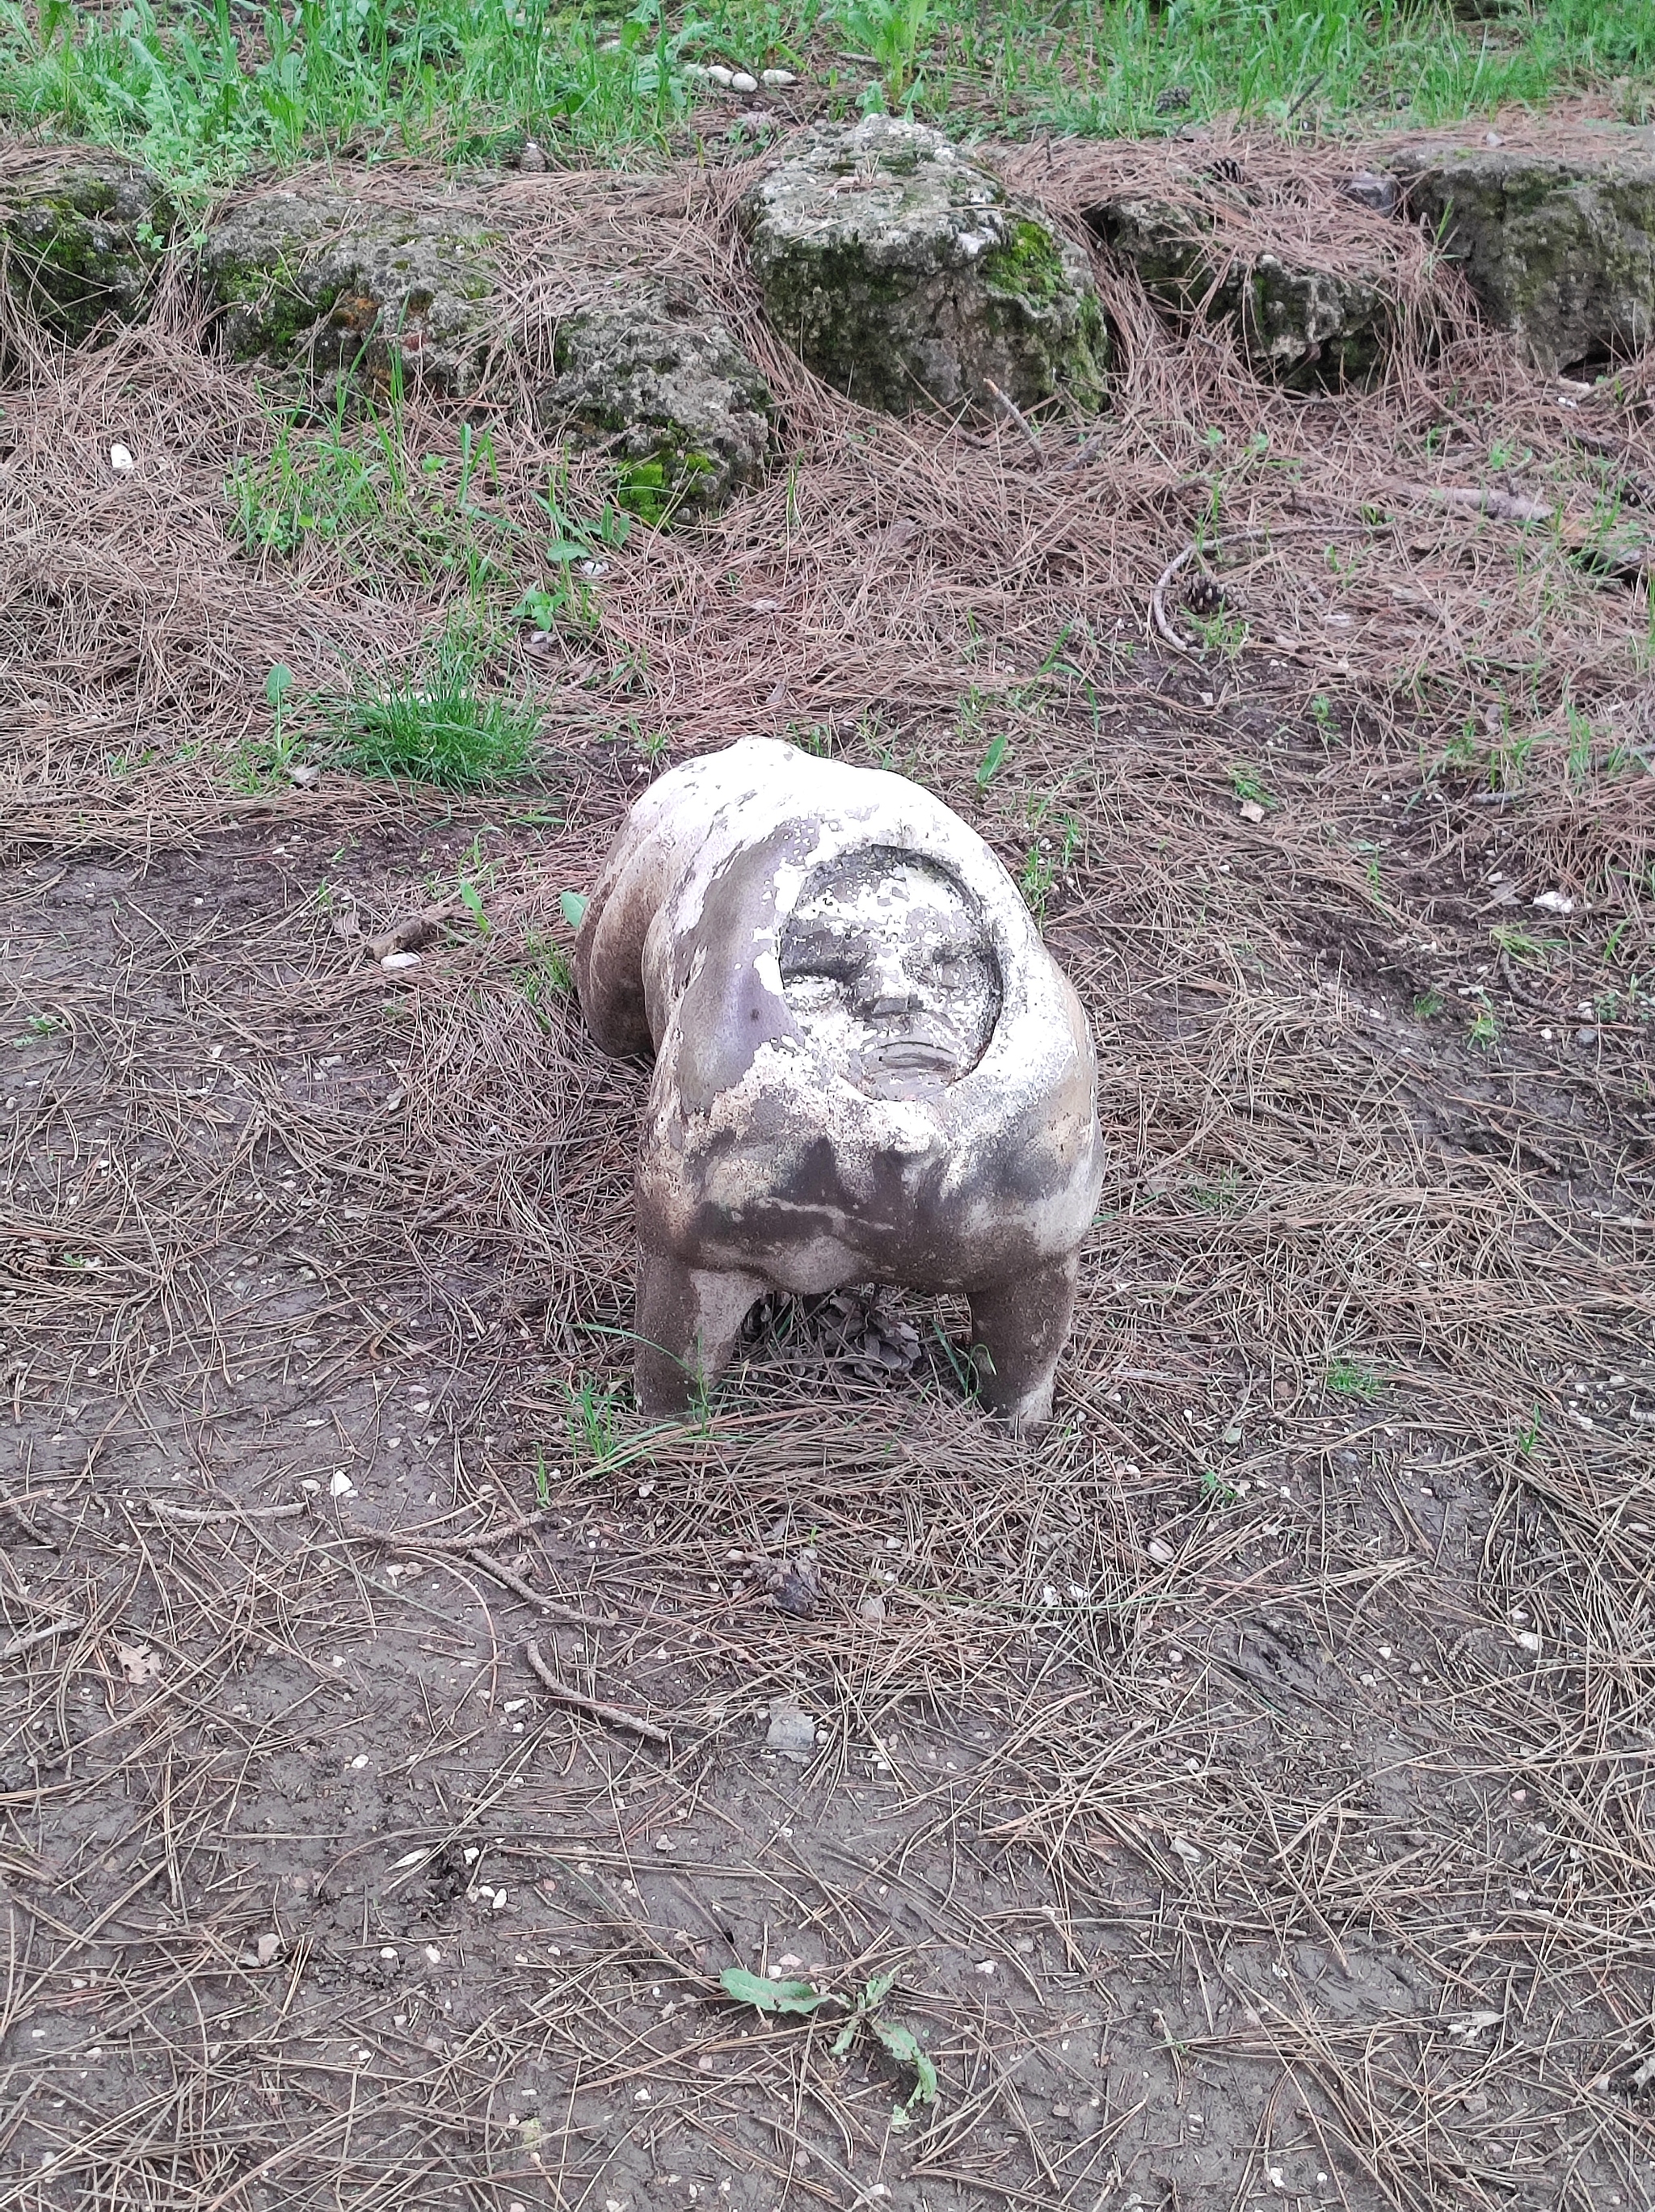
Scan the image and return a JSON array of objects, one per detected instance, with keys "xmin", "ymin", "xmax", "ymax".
[
  {"xmin": 200, "ymin": 190, "xmax": 499, "ymax": 398},
  {"xmin": 537, "ymin": 277, "xmax": 771, "ymax": 518},
  {"xmin": 764, "ymin": 1700, "xmax": 815, "ymax": 1757},
  {"xmin": 1339, "ymin": 169, "xmax": 1400, "ymax": 217},
  {"xmin": 1088, "ymin": 193, "xmax": 1389, "ymax": 387},
  {"xmin": 573, "ymin": 739, "xmax": 1105, "ymax": 1431},
  {"xmin": 742, "ymin": 115, "xmax": 1107, "ymax": 419},
  {"xmin": 1388, "ymin": 132, "xmax": 1655, "ymax": 373},
  {"xmin": 0, "ymin": 149, "xmax": 173, "ymax": 344}
]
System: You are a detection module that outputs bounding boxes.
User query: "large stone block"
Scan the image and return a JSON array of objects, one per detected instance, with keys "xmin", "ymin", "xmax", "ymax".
[
  {"xmin": 1389, "ymin": 131, "xmax": 1655, "ymax": 373},
  {"xmin": 0, "ymin": 149, "xmax": 173, "ymax": 344},
  {"xmin": 200, "ymin": 190, "xmax": 499, "ymax": 399},
  {"xmin": 1088, "ymin": 192, "xmax": 1390, "ymax": 387},
  {"xmin": 743, "ymin": 116, "xmax": 1107, "ymax": 419},
  {"xmin": 537, "ymin": 277, "xmax": 772, "ymax": 519},
  {"xmin": 573, "ymin": 739, "xmax": 1105, "ymax": 1432}
]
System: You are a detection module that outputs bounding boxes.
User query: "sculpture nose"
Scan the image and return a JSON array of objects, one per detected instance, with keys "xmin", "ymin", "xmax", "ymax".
[{"xmin": 858, "ymin": 947, "xmax": 922, "ymax": 1017}]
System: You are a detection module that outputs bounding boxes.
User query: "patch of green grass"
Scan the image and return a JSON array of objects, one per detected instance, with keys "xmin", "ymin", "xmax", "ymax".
[
  {"xmin": 7, "ymin": 0, "xmax": 1654, "ymax": 192},
  {"xmin": 1468, "ymin": 1002, "xmax": 1500, "ymax": 1048},
  {"xmin": 516, "ymin": 933, "xmax": 575, "ymax": 1023},
  {"xmin": 325, "ymin": 621, "xmax": 539, "ymax": 789},
  {"xmin": 1324, "ymin": 1355, "xmax": 1380, "ymax": 1401},
  {"xmin": 229, "ymin": 396, "xmax": 520, "ymax": 590}
]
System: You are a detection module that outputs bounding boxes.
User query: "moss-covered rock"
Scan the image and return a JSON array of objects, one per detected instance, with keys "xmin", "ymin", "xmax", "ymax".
[
  {"xmin": 199, "ymin": 190, "xmax": 499, "ymax": 398},
  {"xmin": 537, "ymin": 277, "xmax": 771, "ymax": 520},
  {"xmin": 1388, "ymin": 132, "xmax": 1655, "ymax": 374},
  {"xmin": 742, "ymin": 116, "xmax": 1107, "ymax": 419},
  {"xmin": 0, "ymin": 149, "xmax": 173, "ymax": 343},
  {"xmin": 1089, "ymin": 194, "xmax": 1390, "ymax": 388}
]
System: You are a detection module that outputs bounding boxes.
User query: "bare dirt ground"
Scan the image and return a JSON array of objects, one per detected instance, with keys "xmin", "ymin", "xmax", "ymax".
[{"xmin": 3, "ymin": 131, "xmax": 1655, "ymax": 2212}]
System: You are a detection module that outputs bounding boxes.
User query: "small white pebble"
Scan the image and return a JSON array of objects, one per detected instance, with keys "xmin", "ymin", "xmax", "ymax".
[
  {"xmin": 110, "ymin": 443, "xmax": 135, "ymax": 471},
  {"xmin": 760, "ymin": 67, "xmax": 796, "ymax": 85},
  {"xmin": 380, "ymin": 950, "xmax": 423, "ymax": 972},
  {"xmin": 730, "ymin": 69, "xmax": 758, "ymax": 91}
]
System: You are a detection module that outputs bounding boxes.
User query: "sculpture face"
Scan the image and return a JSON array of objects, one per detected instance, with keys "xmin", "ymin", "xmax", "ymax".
[{"xmin": 778, "ymin": 847, "xmax": 1001, "ymax": 1101}]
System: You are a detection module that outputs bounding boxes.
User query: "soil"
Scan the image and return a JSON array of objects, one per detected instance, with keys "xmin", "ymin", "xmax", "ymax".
[{"xmin": 3, "ymin": 131, "xmax": 1654, "ymax": 2212}]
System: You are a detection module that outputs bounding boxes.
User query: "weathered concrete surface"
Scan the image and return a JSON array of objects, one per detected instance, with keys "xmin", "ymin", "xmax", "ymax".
[
  {"xmin": 537, "ymin": 277, "xmax": 772, "ymax": 518},
  {"xmin": 0, "ymin": 149, "xmax": 173, "ymax": 343},
  {"xmin": 743, "ymin": 115, "xmax": 1107, "ymax": 418},
  {"xmin": 574, "ymin": 738, "xmax": 1105, "ymax": 1431},
  {"xmin": 1388, "ymin": 130, "xmax": 1655, "ymax": 373},
  {"xmin": 200, "ymin": 190, "xmax": 498, "ymax": 398},
  {"xmin": 1089, "ymin": 192, "xmax": 1390, "ymax": 386}
]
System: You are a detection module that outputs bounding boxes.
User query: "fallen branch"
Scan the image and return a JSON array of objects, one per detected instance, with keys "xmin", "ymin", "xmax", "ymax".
[
  {"xmin": 347, "ymin": 1508, "xmax": 559, "ymax": 1556},
  {"xmin": 1403, "ymin": 481, "xmax": 1554, "ymax": 525},
  {"xmin": 524, "ymin": 1641, "xmax": 670, "ymax": 1744},
  {"xmin": 0, "ymin": 1496, "xmax": 57, "ymax": 1547},
  {"xmin": 1150, "ymin": 541, "xmax": 1201, "ymax": 650},
  {"xmin": 3, "ymin": 1616, "xmax": 82, "ymax": 1659},
  {"xmin": 151, "ymin": 1500, "xmax": 308, "ymax": 1525},
  {"xmin": 1399, "ymin": 481, "xmax": 1650, "ymax": 582},
  {"xmin": 364, "ymin": 898, "xmax": 463, "ymax": 964},
  {"xmin": 983, "ymin": 377, "xmax": 1042, "ymax": 459},
  {"xmin": 469, "ymin": 1548, "xmax": 612, "ymax": 1628}
]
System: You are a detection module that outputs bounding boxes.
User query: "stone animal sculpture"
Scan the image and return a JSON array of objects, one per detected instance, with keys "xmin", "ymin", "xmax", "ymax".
[{"xmin": 573, "ymin": 739, "xmax": 1104, "ymax": 1430}]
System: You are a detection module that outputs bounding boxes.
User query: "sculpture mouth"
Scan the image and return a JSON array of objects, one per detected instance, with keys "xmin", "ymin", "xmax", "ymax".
[{"xmin": 856, "ymin": 1034, "xmax": 966, "ymax": 1101}]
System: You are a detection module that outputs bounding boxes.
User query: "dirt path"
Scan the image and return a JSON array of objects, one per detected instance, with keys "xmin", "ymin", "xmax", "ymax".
[{"xmin": 5, "ymin": 674, "xmax": 1652, "ymax": 2209}]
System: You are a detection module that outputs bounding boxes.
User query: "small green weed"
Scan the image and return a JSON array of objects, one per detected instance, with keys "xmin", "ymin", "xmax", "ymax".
[
  {"xmin": 1468, "ymin": 1003, "xmax": 1500, "ymax": 1048},
  {"xmin": 1020, "ymin": 812, "xmax": 1080, "ymax": 920},
  {"xmin": 1229, "ymin": 762, "xmax": 1274, "ymax": 810},
  {"xmin": 719, "ymin": 1963, "xmax": 937, "ymax": 2119},
  {"xmin": 1187, "ymin": 1168, "xmax": 1243, "ymax": 1212},
  {"xmin": 1324, "ymin": 1356, "xmax": 1380, "ymax": 1401},
  {"xmin": 974, "ymin": 731, "xmax": 1009, "ymax": 791},
  {"xmin": 1490, "ymin": 924, "xmax": 1561, "ymax": 968},
  {"xmin": 1198, "ymin": 1467, "xmax": 1239, "ymax": 1509},
  {"xmin": 516, "ymin": 936, "xmax": 575, "ymax": 1023},
  {"xmin": 565, "ymin": 1372, "xmax": 627, "ymax": 1471},
  {"xmin": 1413, "ymin": 990, "xmax": 1445, "ymax": 1019},
  {"xmin": 326, "ymin": 623, "xmax": 537, "ymax": 790},
  {"xmin": 831, "ymin": 0, "xmax": 933, "ymax": 108},
  {"xmin": 1189, "ymin": 606, "xmax": 1249, "ymax": 657}
]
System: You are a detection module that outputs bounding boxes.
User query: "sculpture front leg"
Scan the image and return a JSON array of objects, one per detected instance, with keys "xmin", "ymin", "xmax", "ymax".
[
  {"xmin": 967, "ymin": 1253, "xmax": 1081, "ymax": 1433},
  {"xmin": 633, "ymin": 1244, "xmax": 767, "ymax": 1418}
]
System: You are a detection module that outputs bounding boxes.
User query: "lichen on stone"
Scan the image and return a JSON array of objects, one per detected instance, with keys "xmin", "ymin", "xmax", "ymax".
[
  {"xmin": 1388, "ymin": 132, "xmax": 1655, "ymax": 373},
  {"xmin": 0, "ymin": 150, "xmax": 174, "ymax": 344},
  {"xmin": 199, "ymin": 191, "xmax": 500, "ymax": 401},
  {"xmin": 743, "ymin": 115, "xmax": 1107, "ymax": 420},
  {"xmin": 537, "ymin": 276, "xmax": 772, "ymax": 520},
  {"xmin": 1090, "ymin": 193, "xmax": 1391, "ymax": 389}
]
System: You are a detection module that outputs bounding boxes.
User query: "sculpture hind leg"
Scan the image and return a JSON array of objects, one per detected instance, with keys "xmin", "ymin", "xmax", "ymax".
[
  {"xmin": 633, "ymin": 1244, "xmax": 767, "ymax": 1418},
  {"xmin": 967, "ymin": 1253, "xmax": 1082, "ymax": 1433}
]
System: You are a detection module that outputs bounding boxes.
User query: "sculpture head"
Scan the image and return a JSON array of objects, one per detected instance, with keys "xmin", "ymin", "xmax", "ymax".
[{"xmin": 778, "ymin": 845, "xmax": 1000, "ymax": 1101}]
